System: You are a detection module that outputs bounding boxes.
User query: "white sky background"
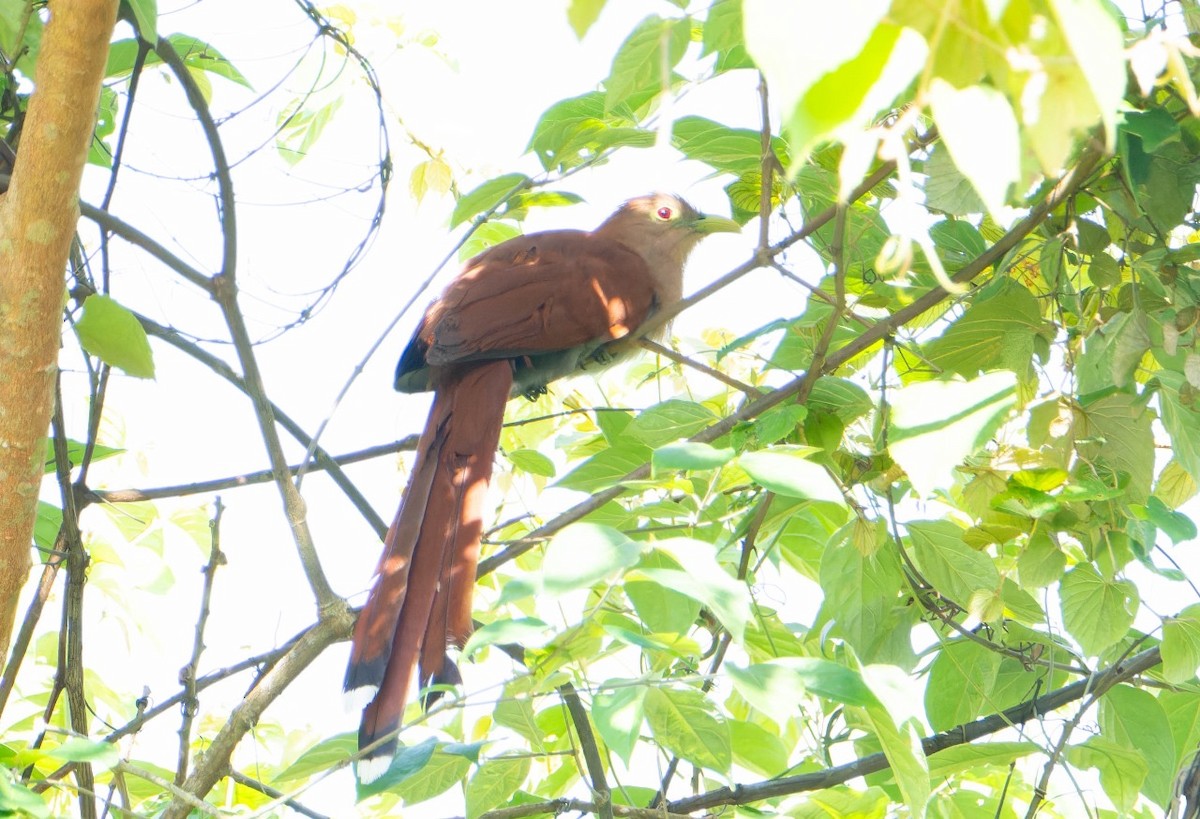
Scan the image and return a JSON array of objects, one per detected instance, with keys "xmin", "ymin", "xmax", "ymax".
[{"xmin": 29, "ymin": 0, "xmax": 1198, "ymax": 815}]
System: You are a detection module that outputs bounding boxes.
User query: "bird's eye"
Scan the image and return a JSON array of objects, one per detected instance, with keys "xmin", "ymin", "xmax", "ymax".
[{"xmin": 656, "ymin": 206, "xmax": 674, "ymax": 221}]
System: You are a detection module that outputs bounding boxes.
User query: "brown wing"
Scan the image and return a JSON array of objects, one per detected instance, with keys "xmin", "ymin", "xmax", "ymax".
[{"xmin": 420, "ymin": 229, "xmax": 657, "ymax": 367}]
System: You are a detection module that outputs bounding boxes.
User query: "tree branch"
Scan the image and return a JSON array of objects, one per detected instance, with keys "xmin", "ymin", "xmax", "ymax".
[
  {"xmin": 0, "ymin": 0, "xmax": 119, "ymax": 669},
  {"xmin": 666, "ymin": 646, "xmax": 1161, "ymax": 814}
]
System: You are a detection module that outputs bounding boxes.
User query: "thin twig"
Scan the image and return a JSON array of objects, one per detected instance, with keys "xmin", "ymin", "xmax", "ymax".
[
  {"xmin": 90, "ymin": 437, "xmax": 417, "ymax": 505},
  {"xmin": 51, "ymin": 379, "xmax": 96, "ymax": 819},
  {"xmin": 560, "ymin": 682, "xmax": 614, "ymax": 819},
  {"xmin": 226, "ymin": 768, "xmax": 329, "ymax": 819},
  {"xmin": 639, "ymin": 338, "xmax": 764, "ymax": 398},
  {"xmin": 174, "ymin": 499, "xmax": 225, "ymax": 785},
  {"xmin": 161, "ymin": 613, "xmax": 354, "ymax": 819}
]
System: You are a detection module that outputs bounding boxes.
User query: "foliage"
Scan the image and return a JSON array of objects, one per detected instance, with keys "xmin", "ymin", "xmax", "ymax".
[{"xmin": 6, "ymin": 0, "xmax": 1200, "ymax": 816}]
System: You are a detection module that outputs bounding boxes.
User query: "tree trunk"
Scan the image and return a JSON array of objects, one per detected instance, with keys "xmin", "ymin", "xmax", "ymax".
[{"xmin": 0, "ymin": 1, "xmax": 119, "ymax": 664}]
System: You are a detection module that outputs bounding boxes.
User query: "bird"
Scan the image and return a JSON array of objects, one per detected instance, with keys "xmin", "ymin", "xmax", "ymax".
[{"xmin": 344, "ymin": 192, "xmax": 739, "ymax": 782}]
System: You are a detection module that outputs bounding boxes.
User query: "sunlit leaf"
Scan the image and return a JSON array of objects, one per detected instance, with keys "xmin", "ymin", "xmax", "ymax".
[
  {"xmin": 1163, "ymin": 604, "xmax": 1200, "ymax": 684},
  {"xmin": 644, "ymin": 686, "xmax": 731, "ymax": 773},
  {"xmin": 739, "ymin": 448, "xmax": 843, "ymax": 503},
  {"xmin": 451, "ymin": 173, "xmax": 531, "ymax": 228},
  {"xmin": 1060, "ymin": 564, "xmax": 1138, "ymax": 656},
  {"xmin": 592, "ymin": 680, "xmax": 647, "ymax": 765},
  {"xmin": 888, "ymin": 372, "xmax": 1017, "ymax": 498},
  {"xmin": 74, "ymin": 294, "xmax": 155, "ymax": 379},
  {"xmin": 464, "ymin": 755, "xmax": 529, "ymax": 817},
  {"xmin": 927, "ymin": 79, "xmax": 1019, "ymax": 219},
  {"xmin": 542, "ymin": 523, "xmax": 644, "ymax": 595}
]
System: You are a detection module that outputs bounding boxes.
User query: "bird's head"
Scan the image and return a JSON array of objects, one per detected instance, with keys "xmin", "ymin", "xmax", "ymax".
[{"xmin": 595, "ymin": 192, "xmax": 740, "ymax": 299}]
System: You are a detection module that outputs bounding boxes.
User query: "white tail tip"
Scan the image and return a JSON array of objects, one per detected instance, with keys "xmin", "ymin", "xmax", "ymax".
[
  {"xmin": 343, "ymin": 684, "xmax": 378, "ymax": 713},
  {"xmin": 356, "ymin": 754, "xmax": 392, "ymax": 785}
]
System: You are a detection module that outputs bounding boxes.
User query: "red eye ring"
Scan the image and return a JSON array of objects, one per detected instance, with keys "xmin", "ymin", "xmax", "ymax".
[{"xmin": 656, "ymin": 206, "xmax": 674, "ymax": 220}]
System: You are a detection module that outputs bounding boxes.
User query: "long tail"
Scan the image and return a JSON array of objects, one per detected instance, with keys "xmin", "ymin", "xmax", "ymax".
[{"xmin": 345, "ymin": 360, "xmax": 512, "ymax": 782}]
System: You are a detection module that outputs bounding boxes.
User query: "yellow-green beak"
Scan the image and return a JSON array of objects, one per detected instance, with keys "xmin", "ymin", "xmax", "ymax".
[{"xmin": 690, "ymin": 213, "xmax": 741, "ymax": 235}]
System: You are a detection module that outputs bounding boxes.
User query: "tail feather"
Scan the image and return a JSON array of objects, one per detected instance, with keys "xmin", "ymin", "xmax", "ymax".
[{"xmin": 348, "ymin": 361, "xmax": 512, "ymax": 780}]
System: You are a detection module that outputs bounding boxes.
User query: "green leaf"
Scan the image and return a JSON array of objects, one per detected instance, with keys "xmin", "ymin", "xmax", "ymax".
[
  {"xmin": 652, "ymin": 441, "xmax": 734, "ymax": 471},
  {"xmin": 731, "ymin": 720, "xmax": 790, "ymax": 776},
  {"xmin": 625, "ymin": 399, "xmax": 716, "ymax": 448},
  {"xmin": 604, "ymin": 16, "xmax": 690, "ymax": 112},
  {"xmin": 74, "ymin": 294, "xmax": 155, "ymax": 378},
  {"xmin": 889, "ymin": 371, "xmax": 1017, "ymax": 498},
  {"xmin": 632, "ymin": 545, "xmax": 751, "ymax": 641},
  {"xmin": 1158, "ymin": 373, "xmax": 1200, "ymax": 484},
  {"xmin": 1065, "ymin": 736, "xmax": 1148, "ymax": 814},
  {"xmin": 44, "ymin": 438, "xmax": 123, "ymax": 474},
  {"xmin": 1047, "ymin": 0, "xmax": 1125, "ymax": 147},
  {"xmin": 409, "ymin": 158, "xmax": 451, "ymax": 205},
  {"xmin": 462, "ymin": 617, "xmax": 553, "ymax": 658},
  {"xmin": 743, "ymin": 0, "xmax": 890, "ymax": 138},
  {"xmin": 541, "ymin": 523, "xmax": 644, "ymax": 595},
  {"xmin": 908, "ymin": 521, "xmax": 1001, "ymax": 619},
  {"xmin": 556, "ymin": 438, "xmax": 651, "ymax": 492},
  {"xmin": 33, "ymin": 502, "xmax": 62, "ymax": 554},
  {"xmin": 1139, "ymin": 495, "xmax": 1197, "ymax": 544},
  {"xmin": 276, "ymin": 97, "xmax": 343, "ymax": 166},
  {"xmin": 45, "ymin": 737, "xmax": 118, "ymax": 769},
  {"xmin": 125, "ymin": 0, "xmax": 157, "ymax": 45},
  {"xmin": 1162, "ymin": 689, "xmax": 1200, "ymax": 775},
  {"xmin": 928, "ymin": 220, "xmax": 988, "ymax": 275},
  {"xmin": 1163, "ymin": 604, "xmax": 1200, "ymax": 684},
  {"xmin": 393, "ymin": 748, "xmax": 473, "ymax": 805},
  {"xmin": 857, "ymin": 698, "xmax": 930, "ymax": 816},
  {"xmin": 1099, "ymin": 684, "xmax": 1175, "ymax": 808},
  {"xmin": 1076, "ymin": 391, "xmax": 1155, "ymax": 504},
  {"xmin": 926, "ymin": 741, "xmax": 1039, "ymax": 778},
  {"xmin": 1017, "ymin": 528, "xmax": 1065, "ymax": 586},
  {"xmin": 780, "ymin": 22, "xmax": 926, "ymax": 163},
  {"xmin": 924, "ymin": 639, "xmax": 1001, "ymax": 732},
  {"xmin": 450, "ymin": 174, "xmax": 531, "ymax": 228},
  {"xmin": 1059, "ymin": 564, "xmax": 1138, "ymax": 656},
  {"xmin": 671, "ymin": 116, "xmax": 788, "ymax": 175},
  {"xmin": 526, "ymin": 92, "xmax": 654, "ymax": 172},
  {"xmin": 493, "ymin": 686, "xmax": 542, "ymax": 748},
  {"xmin": 644, "ymin": 686, "xmax": 731, "ymax": 773},
  {"xmin": 459, "ymin": 221, "xmax": 522, "ymax": 262},
  {"xmin": 739, "ymin": 448, "xmax": 843, "ymax": 503},
  {"xmin": 702, "ymin": 0, "xmax": 755, "ymax": 71},
  {"xmin": 592, "ymin": 681, "xmax": 647, "ymax": 765},
  {"xmin": 927, "ymin": 79, "xmax": 1019, "ymax": 219},
  {"xmin": 106, "ymin": 35, "xmax": 251, "ymax": 88},
  {"xmin": 922, "ymin": 279, "xmax": 1043, "ymax": 380},
  {"xmin": 1077, "ymin": 308, "xmax": 1151, "ymax": 392},
  {"xmin": 355, "ymin": 737, "xmax": 437, "ymax": 799},
  {"xmin": 276, "ymin": 733, "xmax": 356, "ymax": 782},
  {"xmin": 464, "ymin": 755, "xmax": 530, "ymax": 819},
  {"xmin": 506, "ymin": 448, "xmax": 556, "ymax": 478},
  {"xmin": 924, "ymin": 142, "xmax": 988, "ymax": 216},
  {"xmin": 729, "ymin": 657, "xmax": 878, "ymax": 714},
  {"xmin": 0, "ymin": 772, "xmax": 49, "ymax": 819},
  {"xmin": 625, "ymin": 550, "xmax": 700, "ymax": 635},
  {"xmin": 1120, "ymin": 108, "xmax": 1180, "ymax": 153},
  {"xmin": 566, "ymin": 0, "xmax": 605, "ymax": 38}
]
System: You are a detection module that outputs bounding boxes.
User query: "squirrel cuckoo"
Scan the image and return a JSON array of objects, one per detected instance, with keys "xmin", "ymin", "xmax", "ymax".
[{"xmin": 345, "ymin": 192, "xmax": 739, "ymax": 781}]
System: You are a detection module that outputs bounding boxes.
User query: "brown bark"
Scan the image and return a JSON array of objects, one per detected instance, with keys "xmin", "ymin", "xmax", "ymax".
[{"xmin": 0, "ymin": 2, "xmax": 119, "ymax": 662}]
